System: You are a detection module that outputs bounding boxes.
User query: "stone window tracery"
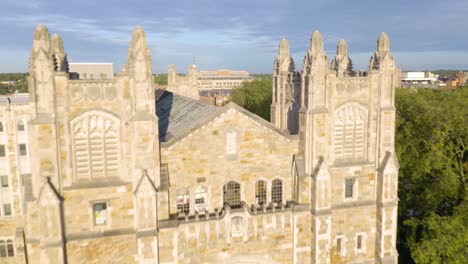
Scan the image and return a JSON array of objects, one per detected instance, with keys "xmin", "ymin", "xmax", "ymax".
[
  {"xmin": 177, "ymin": 191, "xmax": 190, "ymax": 215},
  {"xmin": 223, "ymin": 181, "xmax": 241, "ymax": 208},
  {"xmin": 71, "ymin": 111, "xmax": 120, "ymax": 180},
  {"xmin": 255, "ymin": 180, "xmax": 267, "ymax": 205},
  {"xmin": 194, "ymin": 186, "xmax": 208, "ymax": 213},
  {"xmin": 0, "ymin": 239, "xmax": 14, "ymax": 258},
  {"xmin": 271, "ymin": 179, "xmax": 283, "ymax": 204},
  {"xmin": 334, "ymin": 103, "xmax": 368, "ymax": 162}
]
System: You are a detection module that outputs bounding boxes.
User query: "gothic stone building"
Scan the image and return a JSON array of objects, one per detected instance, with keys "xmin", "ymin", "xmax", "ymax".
[{"xmin": 0, "ymin": 25, "xmax": 399, "ymax": 263}]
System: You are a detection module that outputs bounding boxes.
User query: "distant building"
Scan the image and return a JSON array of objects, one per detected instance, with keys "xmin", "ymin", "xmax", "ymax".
[
  {"xmin": 69, "ymin": 63, "xmax": 114, "ymax": 80},
  {"xmin": 401, "ymin": 71, "xmax": 438, "ymax": 84},
  {"xmin": 167, "ymin": 65, "xmax": 253, "ymax": 104},
  {"xmin": 401, "ymin": 71, "xmax": 441, "ymax": 88},
  {"xmin": 198, "ymin": 69, "xmax": 253, "ymax": 90},
  {"xmin": 0, "ymin": 81, "xmax": 18, "ymax": 85}
]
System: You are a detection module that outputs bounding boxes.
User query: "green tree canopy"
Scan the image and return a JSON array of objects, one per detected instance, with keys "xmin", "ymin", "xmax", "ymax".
[
  {"xmin": 228, "ymin": 78, "xmax": 272, "ymax": 121},
  {"xmin": 395, "ymin": 88, "xmax": 467, "ymax": 263}
]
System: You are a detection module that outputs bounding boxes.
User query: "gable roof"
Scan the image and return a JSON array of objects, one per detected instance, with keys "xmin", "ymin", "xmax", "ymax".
[
  {"xmin": 156, "ymin": 89, "xmax": 218, "ymax": 142},
  {"xmin": 156, "ymin": 90, "xmax": 296, "ymax": 148}
]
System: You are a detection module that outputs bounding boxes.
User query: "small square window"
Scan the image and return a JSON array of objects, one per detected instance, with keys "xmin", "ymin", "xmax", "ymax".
[
  {"xmin": 93, "ymin": 202, "xmax": 107, "ymax": 225},
  {"xmin": 17, "ymin": 121, "xmax": 25, "ymax": 132},
  {"xmin": 3, "ymin": 204, "xmax": 11, "ymax": 216},
  {"xmin": 19, "ymin": 144, "xmax": 27, "ymax": 156},
  {"xmin": 357, "ymin": 234, "xmax": 362, "ymax": 250},
  {"xmin": 1, "ymin": 176, "xmax": 8, "ymax": 188},
  {"xmin": 6, "ymin": 240, "xmax": 14, "ymax": 257},
  {"xmin": 336, "ymin": 237, "xmax": 342, "ymax": 253},
  {"xmin": 0, "ymin": 145, "xmax": 5, "ymax": 157},
  {"xmin": 345, "ymin": 178, "xmax": 354, "ymax": 198}
]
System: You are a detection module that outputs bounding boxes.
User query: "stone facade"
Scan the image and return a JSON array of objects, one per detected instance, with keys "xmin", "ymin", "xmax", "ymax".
[
  {"xmin": 167, "ymin": 64, "xmax": 200, "ymax": 100},
  {"xmin": 0, "ymin": 24, "xmax": 399, "ymax": 264}
]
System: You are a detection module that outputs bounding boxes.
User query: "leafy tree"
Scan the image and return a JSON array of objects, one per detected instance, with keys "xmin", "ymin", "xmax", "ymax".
[
  {"xmin": 229, "ymin": 78, "xmax": 272, "ymax": 121},
  {"xmin": 396, "ymin": 87, "xmax": 467, "ymax": 263},
  {"xmin": 153, "ymin": 74, "xmax": 168, "ymax": 85},
  {"xmin": 0, "ymin": 73, "xmax": 28, "ymax": 94}
]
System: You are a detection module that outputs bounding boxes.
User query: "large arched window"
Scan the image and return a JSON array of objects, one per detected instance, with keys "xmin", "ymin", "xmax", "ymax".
[
  {"xmin": 271, "ymin": 179, "xmax": 283, "ymax": 204},
  {"xmin": 255, "ymin": 180, "xmax": 267, "ymax": 205},
  {"xmin": 334, "ymin": 103, "xmax": 368, "ymax": 162},
  {"xmin": 223, "ymin": 181, "xmax": 241, "ymax": 208},
  {"xmin": 71, "ymin": 111, "xmax": 120, "ymax": 180}
]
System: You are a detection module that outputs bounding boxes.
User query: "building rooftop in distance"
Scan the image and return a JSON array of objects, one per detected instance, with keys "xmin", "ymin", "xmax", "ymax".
[{"xmin": 69, "ymin": 62, "xmax": 114, "ymax": 80}]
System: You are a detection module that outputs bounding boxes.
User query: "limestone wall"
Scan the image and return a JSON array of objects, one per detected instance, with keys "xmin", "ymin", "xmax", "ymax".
[
  {"xmin": 0, "ymin": 97, "xmax": 31, "ymax": 263},
  {"xmin": 159, "ymin": 206, "xmax": 294, "ymax": 264},
  {"xmin": 161, "ymin": 108, "xmax": 298, "ymax": 216}
]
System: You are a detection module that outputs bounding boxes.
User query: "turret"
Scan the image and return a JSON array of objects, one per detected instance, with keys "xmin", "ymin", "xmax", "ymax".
[
  {"xmin": 51, "ymin": 34, "xmax": 68, "ymax": 72},
  {"xmin": 29, "ymin": 24, "xmax": 55, "ymax": 118},
  {"xmin": 301, "ymin": 30, "xmax": 328, "ymax": 109},
  {"xmin": 331, "ymin": 39, "xmax": 352, "ymax": 77},
  {"xmin": 370, "ymin": 32, "xmax": 393, "ymax": 70},
  {"xmin": 168, "ymin": 64, "xmax": 177, "ymax": 87},
  {"xmin": 128, "ymin": 26, "xmax": 155, "ymax": 114},
  {"xmin": 271, "ymin": 38, "xmax": 298, "ymax": 133}
]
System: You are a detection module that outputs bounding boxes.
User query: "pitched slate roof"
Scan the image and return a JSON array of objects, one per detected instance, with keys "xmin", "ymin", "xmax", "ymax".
[{"xmin": 156, "ymin": 89, "xmax": 218, "ymax": 142}]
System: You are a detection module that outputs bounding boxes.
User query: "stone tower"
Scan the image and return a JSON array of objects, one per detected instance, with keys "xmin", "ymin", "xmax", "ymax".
[
  {"xmin": 25, "ymin": 25, "xmax": 161, "ymax": 263},
  {"xmin": 286, "ymin": 30, "xmax": 399, "ymax": 263},
  {"xmin": 166, "ymin": 64, "xmax": 199, "ymax": 100},
  {"xmin": 271, "ymin": 38, "xmax": 300, "ymax": 133}
]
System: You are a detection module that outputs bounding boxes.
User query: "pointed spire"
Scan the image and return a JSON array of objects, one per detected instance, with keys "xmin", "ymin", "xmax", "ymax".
[
  {"xmin": 336, "ymin": 39, "xmax": 348, "ymax": 58},
  {"xmin": 51, "ymin": 33, "xmax": 67, "ymax": 72},
  {"xmin": 51, "ymin": 34, "xmax": 64, "ymax": 54},
  {"xmin": 377, "ymin": 32, "xmax": 390, "ymax": 52},
  {"xmin": 309, "ymin": 30, "xmax": 324, "ymax": 54},
  {"xmin": 129, "ymin": 25, "xmax": 148, "ymax": 52},
  {"xmin": 128, "ymin": 25, "xmax": 152, "ymax": 75},
  {"xmin": 33, "ymin": 24, "xmax": 49, "ymax": 41},
  {"xmin": 32, "ymin": 24, "xmax": 51, "ymax": 52},
  {"xmin": 278, "ymin": 38, "xmax": 290, "ymax": 57}
]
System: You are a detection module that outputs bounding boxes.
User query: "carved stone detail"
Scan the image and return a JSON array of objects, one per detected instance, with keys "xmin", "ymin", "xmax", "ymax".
[
  {"xmin": 231, "ymin": 216, "xmax": 243, "ymax": 237},
  {"xmin": 71, "ymin": 111, "xmax": 120, "ymax": 180},
  {"xmin": 105, "ymin": 86, "xmax": 116, "ymax": 100},
  {"xmin": 334, "ymin": 103, "xmax": 368, "ymax": 162},
  {"xmin": 87, "ymin": 87, "xmax": 100, "ymax": 101},
  {"xmin": 71, "ymin": 86, "xmax": 83, "ymax": 101}
]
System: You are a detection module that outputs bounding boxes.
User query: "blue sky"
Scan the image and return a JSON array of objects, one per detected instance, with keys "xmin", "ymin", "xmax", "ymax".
[{"xmin": 1, "ymin": 0, "xmax": 467, "ymax": 73}]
